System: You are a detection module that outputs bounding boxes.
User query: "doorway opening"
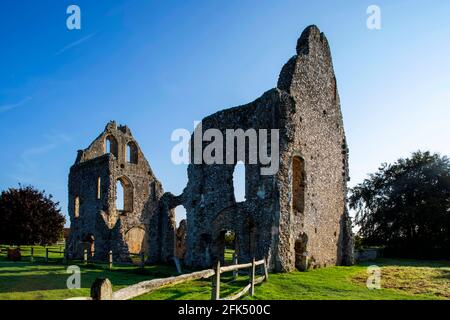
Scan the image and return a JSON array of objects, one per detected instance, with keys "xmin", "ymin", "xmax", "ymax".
[
  {"xmin": 83, "ymin": 234, "xmax": 95, "ymax": 258},
  {"xmin": 295, "ymin": 232, "xmax": 308, "ymax": 271}
]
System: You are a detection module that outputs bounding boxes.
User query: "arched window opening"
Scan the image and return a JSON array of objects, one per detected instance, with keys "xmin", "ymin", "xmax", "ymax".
[
  {"xmin": 96, "ymin": 177, "xmax": 101, "ymax": 200},
  {"xmin": 232, "ymin": 161, "xmax": 246, "ymax": 202},
  {"xmin": 105, "ymin": 135, "xmax": 118, "ymax": 158},
  {"xmin": 74, "ymin": 196, "xmax": 80, "ymax": 218},
  {"xmin": 175, "ymin": 210, "xmax": 187, "ymax": 260},
  {"xmin": 292, "ymin": 156, "xmax": 306, "ymax": 215},
  {"xmin": 116, "ymin": 176, "xmax": 133, "ymax": 213},
  {"xmin": 126, "ymin": 141, "xmax": 138, "ymax": 164},
  {"xmin": 175, "ymin": 205, "xmax": 186, "ymax": 229},
  {"xmin": 116, "ymin": 181, "xmax": 124, "ymax": 211},
  {"xmin": 83, "ymin": 234, "xmax": 95, "ymax": 258}
]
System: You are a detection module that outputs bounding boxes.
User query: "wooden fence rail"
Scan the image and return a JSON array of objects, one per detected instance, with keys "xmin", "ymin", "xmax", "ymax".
[
  {"xmin": 0, "ymin": 245, "xmax": 139, "ymax": 267},
  {"xmin": 3, "ymin": 245, "xmax": 267, "ymax": 300},
  {"xmin": 66, "ymin": 256, "xmax": 268, "ymax": 301},
  {"xmin": 0, "ymin": 246, "xmax": 65, "ymax": 263}
]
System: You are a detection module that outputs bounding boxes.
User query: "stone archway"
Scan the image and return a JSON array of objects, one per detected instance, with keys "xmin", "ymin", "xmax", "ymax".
[
  {"xmin": 83, "ymin": 234, "xmax": 95, "ymax": 257},
  {"xmin": 295, "ymin": 232, "xmax": 308, "ymax": 271}
]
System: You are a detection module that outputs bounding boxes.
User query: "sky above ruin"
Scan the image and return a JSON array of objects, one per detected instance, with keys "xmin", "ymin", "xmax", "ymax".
[{"xmin": 1, "ymin": 0, "xmax": 449, "ymax": 226}]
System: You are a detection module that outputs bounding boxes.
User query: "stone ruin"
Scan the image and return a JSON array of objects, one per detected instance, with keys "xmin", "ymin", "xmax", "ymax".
[
  {"xmin": 66, "ymin": 25, "xmax": 354, "ymax": 272},
  {"xmin": 65, "ymin": 122, "xmax": 174, "ymax": 263}
]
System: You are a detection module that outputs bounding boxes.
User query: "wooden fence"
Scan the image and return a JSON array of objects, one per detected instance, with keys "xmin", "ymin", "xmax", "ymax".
[
  {"xmin": 67, "ymin": 256, "xmax": 269, "ymax": 301},
  {"xmin": 0, "ymin": 246, "xmax": 144, "ymax": 268},
  {"xmin": 0, "ymin": 246, "xmax": 65, "ymax": 263},
  {"xmin": 81, "ymin": 250, "xmax": 145, "ymax": 268}
]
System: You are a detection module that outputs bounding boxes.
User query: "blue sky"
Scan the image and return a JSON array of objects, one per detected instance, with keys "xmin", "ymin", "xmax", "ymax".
[{"xmin": 1, "ymin": 0, "xmax": 449, "ymax": 226}]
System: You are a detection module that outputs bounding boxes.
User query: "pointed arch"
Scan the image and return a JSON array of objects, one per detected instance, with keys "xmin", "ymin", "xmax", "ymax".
[
  {"xmin": 116, "ymin": 176, "xmax": 134, "ymax": 213},
  {"xmin": 105, "ymin": 135, "xmax": 118, "ymax": 158},
  {"xmin": 126, "ymin": 141, "xmax": 138, "ymax": 164},
  {"xmin": 232, "ymin": 161, "xmax": 246, "ymax": 202}
]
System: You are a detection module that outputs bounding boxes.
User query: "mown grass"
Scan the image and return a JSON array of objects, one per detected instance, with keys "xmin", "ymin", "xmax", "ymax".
[
  {"xmin": 0, "ymin": 256, "xmax": 448, "ymax": 300},
  {"xmin": 0, "ymin": 245, "xmax": 65, "ymax": 261},
  {"xmin": 137, "ymin": 258, "xmax": 450, "ymax": 300},
  {"xmin": 0, "ymin": 257, "xmax": 179, "ymax": 300},
  {"xmin": 246, "ymin": 259, "xmax": 450, "ymax": 300}
]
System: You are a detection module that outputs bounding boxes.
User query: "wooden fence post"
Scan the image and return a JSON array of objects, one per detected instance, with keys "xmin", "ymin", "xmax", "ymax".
[
  {"xmin": 84, "ymin": 249, "xmax": 88, "ymax": 264},
  {"xmin": 263, "ymin": 256, "xmax": 269, "ymax": 281},
  {"xmin": 211, "ymin": 260, "xmax": 221, "ymax": 300},
  {"xmin": 30, "ymin": 247, "xmax": 34, "ymax": 263},
  {"xmin": 45, "ymin": 248, "xmax": 49, "ymax": 263},
  {"xmin": 109, "ymin": 251, "xmax": 113, "ymax": 269},
  {"xmin": 232, "ymin": 252, "xmax": 238, "ymax": 280},
  {"xmin": 250, "ymin": 257, "xmax": 256, "ymax": 296}
]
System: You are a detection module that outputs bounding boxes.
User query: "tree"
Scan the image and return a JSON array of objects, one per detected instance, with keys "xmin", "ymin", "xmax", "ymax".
[
  {"xmin": 349, "ymin": 151, "xmax": 450, "ymax": 257},
  {"xmin": 224, "ymin": 231, "xmax": 236, "ymax": 248},
  {"xmin": 0, "ymin": 185, "xmax": 65, "ymax": 245}
]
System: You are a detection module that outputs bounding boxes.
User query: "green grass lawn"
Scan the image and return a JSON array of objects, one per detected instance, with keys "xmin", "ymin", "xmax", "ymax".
[
  {"xmin": 0, "ymin": 245, "xmax": 65, "ymax": 261},
  {"xmin": 0, "ymin": 256, "xmax": 448, "ymax": 300},
  {"xmin": 0, "ymin": 257, "xmax": 179, "ymax": 300}
]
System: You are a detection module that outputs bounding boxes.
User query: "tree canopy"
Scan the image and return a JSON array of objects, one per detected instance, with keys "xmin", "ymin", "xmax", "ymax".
[
  {"xmin": 0, "ymin": 185, "xmax": 65, "ymax": 245},
  {"xmin": 350, "ymin": 151, "xmax": 450, "ymax": 257}
]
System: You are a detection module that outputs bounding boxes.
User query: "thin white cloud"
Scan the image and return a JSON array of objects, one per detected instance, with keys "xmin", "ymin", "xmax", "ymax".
[
  {"xmin": 0, "ymin": 96, "xmax": 32, "ymax": 113},
  {"xmin": 10, "ymin": 134, "xmax": 71, "ymax": 184},
  {"xmin": 55, "ymin": 32, "xmax": 97, "ymax": 56}
]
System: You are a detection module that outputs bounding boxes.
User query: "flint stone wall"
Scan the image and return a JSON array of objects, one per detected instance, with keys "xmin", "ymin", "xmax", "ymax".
[
  {"xmin": 66, "ymin": 25, "xmax": 354, "ymax": 272},
  {"xmin": 66, "ymin": 121, "xmax": 173, "ymax": 263},
  {"xmin": 161, "ymin": 25, "xmax": 354, "ymax": 272}
]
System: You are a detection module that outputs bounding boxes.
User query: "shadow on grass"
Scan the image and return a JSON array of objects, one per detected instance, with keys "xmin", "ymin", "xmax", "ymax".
[{"xmin": 0, "ymin": 258, "xmax": 181, "ymax": 294}]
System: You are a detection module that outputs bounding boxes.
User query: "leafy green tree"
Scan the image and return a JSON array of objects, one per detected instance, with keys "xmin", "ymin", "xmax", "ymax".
[
  {"xmin": 350, "ymin": 151, "xmax": 450, "ymax": 257},
  {"xmin": 0, "ymin": 185, "xmax": 65, "ymax": 245},
  {"xmin": 224, "ymin": 231, "xmax": 235, "ymax": 248}
]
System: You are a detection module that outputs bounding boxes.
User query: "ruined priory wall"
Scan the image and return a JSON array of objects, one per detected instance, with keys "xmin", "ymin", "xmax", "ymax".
[
  {"xmin": 181, "ymin": 89, "xmax": 295, "ymax": 269},
  {"xmin": 67, "ymin": 122, "xmax": 164, "ymax": 262},
  {"xmin": 276, "ymin": 26, "xmax": 351, "ymax": 270}
]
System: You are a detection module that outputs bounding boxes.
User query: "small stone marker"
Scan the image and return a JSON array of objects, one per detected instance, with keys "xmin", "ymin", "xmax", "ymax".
[{"xmin": 90, "ymin": 278, "xmax": 113, "ymax": 300}]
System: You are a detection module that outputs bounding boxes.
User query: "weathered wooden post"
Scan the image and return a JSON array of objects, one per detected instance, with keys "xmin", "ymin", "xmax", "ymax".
[
  {"xmin": 211, "ymin": 260, "xmax": 221, "ymax": 300},
  {"xmin": 232, "ymin": 252, "xmax": 238, "ymax": 280},
  {"xmin": 84, "ymin": 249, "xmax": 88, "ymax": 264},
  {"xmin": 109, "ymin": 250, "xmax": 113, "ymax": 269},
  {"xmin": 250, "ymin": 257, "xmax": 256, "ymax": 296},
  {"xmin": 263, "ymin": 256, "xmax": 269, "ymax": 281},
  {"xmin": 91, "ymin": 278, "xmax": 113, "ymax": 300},
  {"xmin": 30, "ymin": 247, "xmax": 34, "ymax": 263},
  {"xmin": 45, "ymin": 248, "xmax": 49, "ymax": 263}
]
